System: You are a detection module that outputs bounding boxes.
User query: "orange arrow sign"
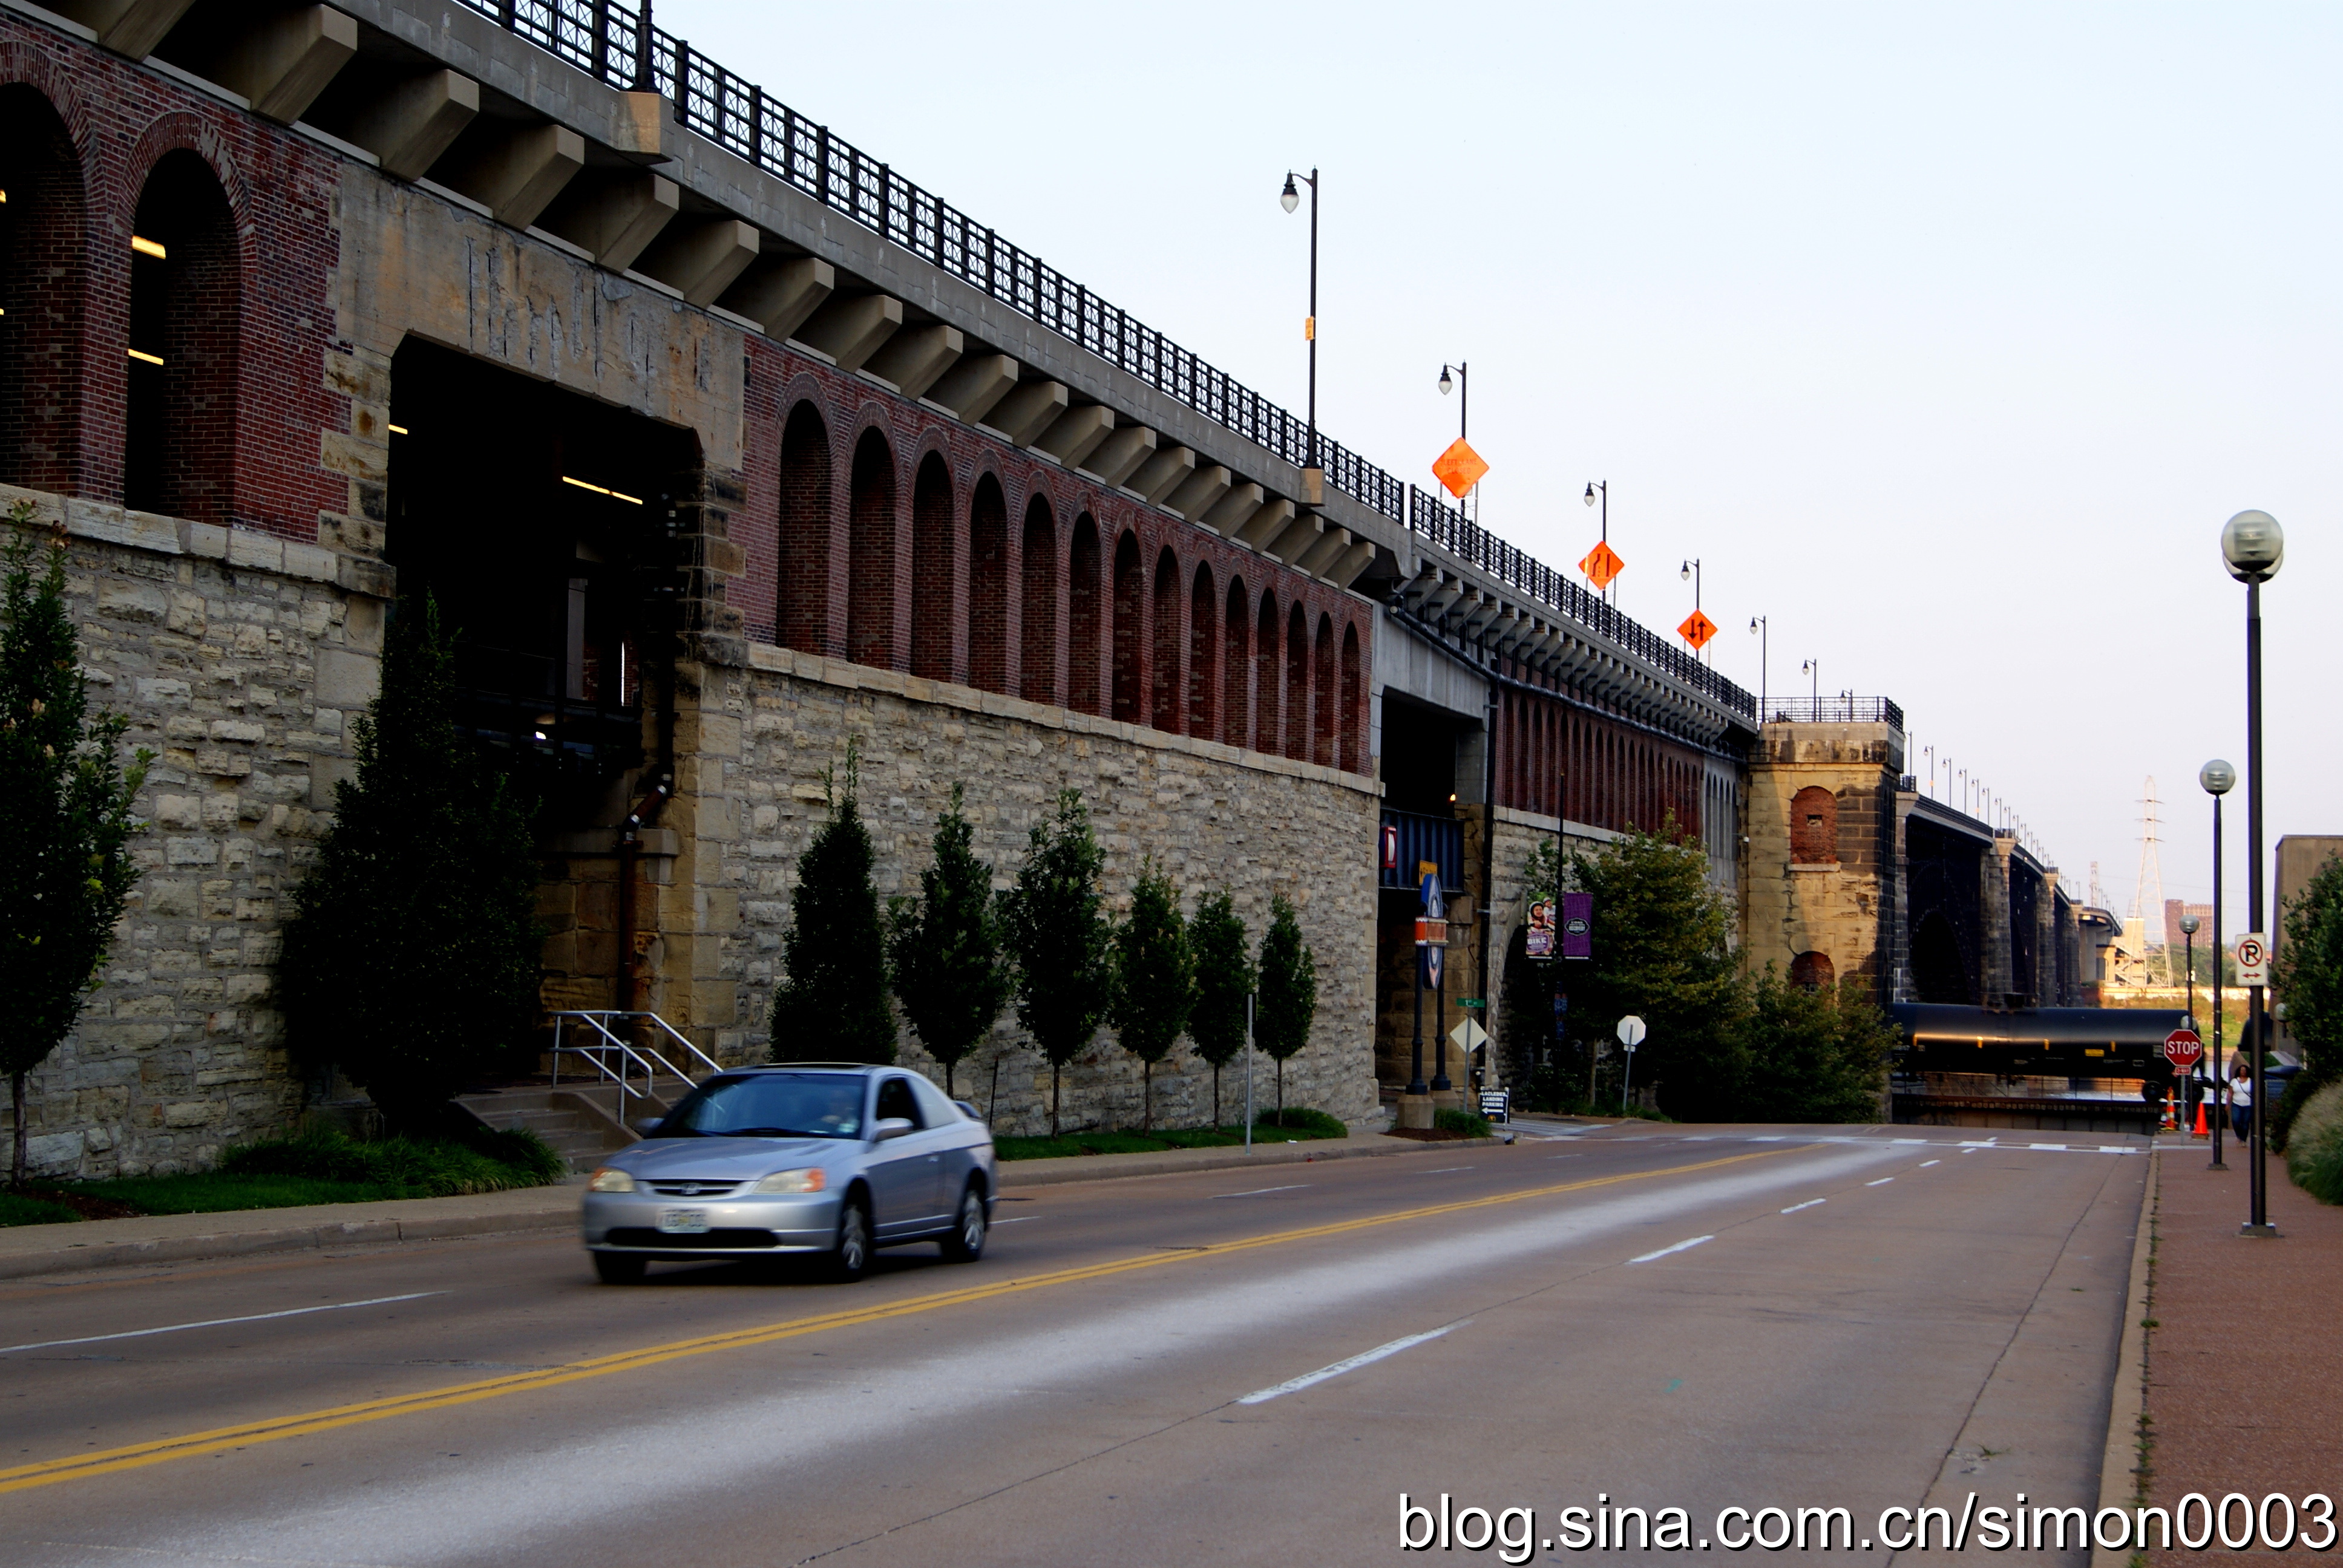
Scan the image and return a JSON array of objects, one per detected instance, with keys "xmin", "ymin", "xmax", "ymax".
[
  {"xmin": 1678, "ymin": 609, "xmax": 1717, "ymax": 650},
  {"xmin": 1579, "ymin": 540, "xmax": 1624, "ymax": 590},
  {"xmin": 1430, "ymin": 437, "xmax": 1489, "ymax": 500}
]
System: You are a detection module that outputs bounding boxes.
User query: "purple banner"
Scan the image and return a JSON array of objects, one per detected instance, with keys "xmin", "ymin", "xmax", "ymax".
[{"xmin": 1561, "ymin": 892, "xmax": 1593, "ymax": 961}]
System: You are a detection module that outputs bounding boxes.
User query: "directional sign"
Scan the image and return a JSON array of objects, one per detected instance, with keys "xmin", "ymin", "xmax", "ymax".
[
  {"xmin": 1423, "ymin": 944, "xmax": 1444, "ymax": 989},
  {"xmin": 1678, "ymin": 609, "xmax": 1717, "ymax": 650},
  {"xmin": 1617, "ymin": 1014, "xmax": 1647, "ymax": 1047},
  {"xmin": 2163, "ymin": 1029, "xmax": 2204, "ymax": 1071},
  {"xmin": 1450, "ymin": 1018, "xmax": 1489, "ymax": 1055},
  {"xmin": 1579, "ymin": 540, "xmax": 1625, "ymax": 592},
  {"xmin": 1420, "ymin": 869, "xmax": 1446, "ymax": 920},
  {"xmin": 1431, "ymin": 437, "xmax": 1490, "ymax": 500},
  {"xmin": 2237, "ymin": 933, "xmax": 2270, "ymax": 987}
]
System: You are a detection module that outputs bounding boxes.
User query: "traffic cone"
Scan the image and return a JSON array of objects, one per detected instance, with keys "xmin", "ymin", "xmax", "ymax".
[
  {"xmin": 2162, "ymin": 1097, "xmax": 2178, "ymax": 1131},
  {"xmin": 2192, "ymin": 1098, "xmax": 2209, "ymax": 1138}
]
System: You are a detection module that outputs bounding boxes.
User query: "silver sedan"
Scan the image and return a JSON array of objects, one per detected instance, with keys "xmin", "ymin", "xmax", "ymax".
[{"xmin": 580, "ymin": 1064, "xmax": 996, "ymax": 1284}]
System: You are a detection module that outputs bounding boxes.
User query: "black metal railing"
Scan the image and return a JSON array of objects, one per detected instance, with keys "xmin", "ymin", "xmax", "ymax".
[
  {"xmin": 454, "ymin": 641, "xmax": 643, "ymax": 776},
  {"xmin": 1760, "ymin": 695, "xmax": 1906, "ymax": 730},
  {"xmin": 454, "ymin": 0, "xmax": 1743, "ymax": 720}
]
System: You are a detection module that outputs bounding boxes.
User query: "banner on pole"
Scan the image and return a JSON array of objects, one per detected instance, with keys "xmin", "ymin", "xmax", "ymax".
[{"xmin": 1561, "ymin": 892, "xmax": 1593, "ymax": 960}]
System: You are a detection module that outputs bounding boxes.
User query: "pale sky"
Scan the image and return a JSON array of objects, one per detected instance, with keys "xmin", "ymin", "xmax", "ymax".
[{"xmin": 661, "ymin": 1, "xmax": 2339, "ymax": 930}]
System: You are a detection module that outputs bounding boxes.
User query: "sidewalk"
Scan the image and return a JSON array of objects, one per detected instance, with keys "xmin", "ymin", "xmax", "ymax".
[
  {"xmin": 2140, "ymin": 1143, "xmax": 2343, "ymax": 1564},
  {"xmin": 0, "ymin": 1131, "xmax": 1516, "ymax": 1279}
]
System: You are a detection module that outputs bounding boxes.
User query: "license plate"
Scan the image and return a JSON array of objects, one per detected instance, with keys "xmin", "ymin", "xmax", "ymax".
[{"xmin": 657, "ymin": 1208, "xmax": 710, "ymax": 1235}]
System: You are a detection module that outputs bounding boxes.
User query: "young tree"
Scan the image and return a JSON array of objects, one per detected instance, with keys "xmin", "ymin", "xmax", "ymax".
[
  {"xmin": 773, "ymin": 739, "xmax": 894, "ymax": 1064},
  {"xmin": 1, "ymin": 512, "xmax": 151, "ymax": 1187},
  {"xmin": 886, "ymin": 783, "xmax": 1009, "ymax": 1097},
  {"xmin": 1110, "ymin": 857, "xmax": 1193, "ymax": 1131},
  {"xmin": 1735, "ymin": 968, "xmax": 1895, "ymax": 1122},
  {"xmin": 1566, "ymin": 815, "xmax": 1748, "ymax": 1121},
  {"xmin": 1254, "ymin": 893, "xmax": 1318, "ymax": 1122},
  {"xmin": 1187, "ymin": 890, "xmax": 1254, "ymax": 1128},
  {"xmin": 2270, "ymin": 853, "xmax": 2343, "ymax": 1145},
  {"xmin": 1001, "ymin": 788, "xmax": 1112, "ymax": 1135},
  {"xmin": 278, "ymin": 596, "xmax": 541, "ymax": 1134}
]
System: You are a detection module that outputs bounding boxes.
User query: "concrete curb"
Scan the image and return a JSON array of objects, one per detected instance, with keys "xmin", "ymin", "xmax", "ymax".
[
  {"xmin": 2091, "ymin": 1142, "xmax": 2160, "ymax": 1568},
  {"xmin": 998, "ymin": 1133, "xmax": 1507, "ymax": 1188}
]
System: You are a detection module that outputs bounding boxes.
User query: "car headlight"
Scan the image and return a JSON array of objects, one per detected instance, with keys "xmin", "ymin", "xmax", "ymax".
[
  {"xmin": 754, "ymin": 1168, "xmax": 827, "ymax": 1194},
  {"xmin": 586, "ymin": 1167, "xmax": 637, "ymax": 1194}
]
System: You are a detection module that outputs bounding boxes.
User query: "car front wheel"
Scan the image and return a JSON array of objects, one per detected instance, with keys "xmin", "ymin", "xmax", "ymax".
[
  {"xmin": 592, "ymin": 1252, "xmax": 646, "ymax": 1285},
  {"xmin": 832, "ymin": 1196, "xmax": 873, "ymax": 1282},
  {"xmin": 940, "ymin": 1185, "xmax": 986, "ymax": 1263}
]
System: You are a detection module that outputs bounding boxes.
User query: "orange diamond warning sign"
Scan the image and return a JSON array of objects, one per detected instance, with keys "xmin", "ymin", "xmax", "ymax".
[
  {"xmin": 1678, "ymin": 609, "xmax": 1717, "ymax": 650},
  {"xmin": 1430, "ymin": 438, "xmax": 1489, "ymax": 500},
  {"xmin": 1579, "ymin": 540, "xmax": 1624, "ymax": 590}
]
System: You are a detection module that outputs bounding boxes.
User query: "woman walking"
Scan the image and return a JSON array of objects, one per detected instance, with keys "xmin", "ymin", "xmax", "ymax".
[{"xmin": 2229, "ymin": 1053, "xmax": 2254, "ymax": 1145}]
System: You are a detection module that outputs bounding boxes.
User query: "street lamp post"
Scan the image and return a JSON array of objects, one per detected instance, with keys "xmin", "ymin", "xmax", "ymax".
[
  {"xmin": 1280, "ymin": 168, "xmax": 1322, "ymax": 505},
  {"xmin": 1801, "ymin": 658, "xmax": 1818, "ymax": 708},
  {"xmin": 1679, "ymin": 559, "xmax": 1704, "ymax": 661},
  {"xmin": 2221, "ymin": 509, "xmax": 2283, "ymax": 1236},
  {"xmin": 1437, "ymin": 362, "xmax": 1467, "ymax": 437},
  {"xmin": 1748, "ymin": 615, "xmax": 1768, "ymax": 717},
  {"xmin": 1582, "ymin": 481, "xmax": 1610, "ymax": 604},
  {"xmin": 2202, "ymin": 757, "xmax": 2235, "ymax": 1169},
  {"xmin": 2180, "ymin": 910, "xmax": 2200, "ymax": 1124}
]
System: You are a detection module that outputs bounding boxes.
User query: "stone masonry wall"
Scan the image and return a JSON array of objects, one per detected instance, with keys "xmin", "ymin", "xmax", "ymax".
[
  {"xmin": 1, "ymin": 484, "xmax": 381, "ymax": 1178},
  {"xmin": 651, "ymin": 643, "xmax": 1381, "ymax": 1137}
]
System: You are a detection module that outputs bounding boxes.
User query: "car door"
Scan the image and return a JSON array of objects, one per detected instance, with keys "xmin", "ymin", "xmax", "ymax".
[
  {"xmin": 865, "ymin": 1075, "xmax": 943, "ymax": 1239},
  {"xmin": 908, "ymin": 1073, "xmax": 977, "ymax": 1213}
]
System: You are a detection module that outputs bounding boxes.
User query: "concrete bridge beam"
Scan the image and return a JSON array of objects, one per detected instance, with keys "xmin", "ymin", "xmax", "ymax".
[
  {"xmin": 796, "ymin": 293, "xmax": 905, "ymax": 374},
  {"xmin": 442, "ymin": 122, "xmax": 585, "ymax": 230},
  {"xmin": 1080, "ymin": 423, "xmax": 1156, "ymax": 488},
  {"xmin": 1034, "ymin": 404, "xmax": 1115, "ymax": 469},
  {"xmin": 53, "ymin": 0, "xmax": 194, "ymax": 59},
  {"xmin": 544, "ymin": 170, "xmax": 678, "ymax": 272},
  {"xmin": 639, "ymin": 218, "xmax": 761, "ymax": 309},
  {"xmin": 1231, "ymin": 496, "xmax": 1293, "ymax": 550},
  {"xmin": 1165, "ymin": 463, "xmax": 1233, "ymax": 521},
  {"xmin": 1129, "ymin": 445, "xmax": 1198, "ymax": 507},
  {"xmin": 1201, "ymin": 482, "xmax": 1265, "ymax": 537},
  {"xmin": 1324, "ymin": 537, "xmax": 1377, "ymax": 589},
  {"xmin": 720, "ymin": 256, "xmax": 835, "ymax": 343},
  {"xmin": 350, "ymin": 68, "xmax": 479, "ymax": 183},
  {"xmin": 923, "ymin": 351, "xmax": 1018, "ymax": 426},
  {"xmin": 213, "ymin": 4, "xmax": 357, "ymax": 125},
  {"xmin": 984, "ymin": 379, "xmax": 1072, "ymax": 447},
  {"xmin": 1294, "ymin": 525, "xmax": 1352, "ymax": 579},
  {"xmin": 861, "ymin": 323, "xmax": 964, "ymax": 402},
  {"xmin": 1263, "ymin": 511, "xmax": 1324, "ymax": 566}
]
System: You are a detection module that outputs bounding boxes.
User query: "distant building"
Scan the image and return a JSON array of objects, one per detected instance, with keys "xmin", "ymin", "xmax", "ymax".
[{"xmin": 2164, "ymin": 899, "xmax": 2215, "ymax": 953}]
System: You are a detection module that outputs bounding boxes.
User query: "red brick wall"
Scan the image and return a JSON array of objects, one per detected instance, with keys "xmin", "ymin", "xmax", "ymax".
[{"xmin": 0, "ymin": 83, "xmax": 86, "ymax": 492}]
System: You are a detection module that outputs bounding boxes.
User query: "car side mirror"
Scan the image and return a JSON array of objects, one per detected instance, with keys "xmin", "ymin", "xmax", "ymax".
[
  {"xmin": 872, "ymin": 1117, "xmax": 916, "ymax": 1142},
  {"xmin": 631, "ymin": 1117, "xmax": 664, "ymax": 1138}
]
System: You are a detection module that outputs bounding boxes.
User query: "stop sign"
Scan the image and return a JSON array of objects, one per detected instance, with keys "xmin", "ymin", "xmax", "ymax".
[{"xmin": 2164, "ymin": 1028, "xmax": 2204, "ymax": 1070}]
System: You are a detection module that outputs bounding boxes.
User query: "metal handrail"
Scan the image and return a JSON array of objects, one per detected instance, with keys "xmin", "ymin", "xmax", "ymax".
[{"xmin": 549, "ymin": 1009, "xmax": 721, "ymax": 1105}]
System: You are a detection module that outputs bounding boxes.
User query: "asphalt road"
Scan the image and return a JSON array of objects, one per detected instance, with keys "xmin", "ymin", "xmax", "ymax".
[{"xmin": 0, "ymin": 1125, "xmax": 2148, "ymax": 1566}]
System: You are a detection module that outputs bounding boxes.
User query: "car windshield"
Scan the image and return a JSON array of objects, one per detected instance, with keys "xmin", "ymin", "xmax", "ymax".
[{"xmin": 661, "ymin": 1073, "xmax": 864, "ymax": 1139}]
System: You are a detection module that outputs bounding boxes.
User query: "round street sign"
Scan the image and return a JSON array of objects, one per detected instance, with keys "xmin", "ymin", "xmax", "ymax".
[
  {"xmin": 2236, "ymin": 933, "xmax": 2269, "ymax": 987},
  {"xmin": 2163, "ymin": 1029, "xmax": 2203, "ymax": 1071},
  {"xmin": 1617, "ymin": 1015, "xmax": 1647, "ymax": 1047}
]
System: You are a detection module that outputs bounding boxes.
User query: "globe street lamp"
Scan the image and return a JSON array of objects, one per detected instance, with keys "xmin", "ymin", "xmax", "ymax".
[
  {"xmin": 1437, "ymin": 361, "xmax": 1467, "ymax": 436},
  {"xmin": 2201, "ymin": 757, "xmax": 2236, "ymax": 1169},
  {"xmin": 1748, "ymin": 615, "xmax": 1767, "ymax": 716},
  {"xmin": 1800, "ymin": 657, "xmax": 1818, "ymax": 709},
  {"xmin": 1280, "ymin": 168, "xmax": 1322, "ymax": 504},
  {"xmin": 2220, "ymin": 507, "xmax": 2282, "ymax": 1234}
]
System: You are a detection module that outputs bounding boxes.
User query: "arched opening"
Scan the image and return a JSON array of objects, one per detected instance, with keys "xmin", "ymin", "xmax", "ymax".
[
  {"xmin": 1791, "ymin": 785, "xmax": 1838, "ymax": 864},
  {"xmin": 1340, "ymin": 622, "xmax": 1362, "ymax": 773},
  {"xmin": 124, "ymin": 149, "xmax": 238, "ymax": 523},
  {"xmin": 1255, "ymin": 590, "xmax": 1280, "ymax": 751},
  {"xmin": 1284, "ymin": 601, "xmax": 1308, "ymax": 760},
  {"xmin": 1312, "ymin": 612, "xmax": 1335, "ymax": 766},
  {"xmin": 845, "ymin": 426, "xmax": 897, "ymax": 670},
  {"xmin": 1150, "ymin": 547, "xmax": 1181, "ymax": 732},
  {"xmin": 1020, "ymin": 494, "xmax": 1057, "ymax": 705},
  {"xmin": 909, "ymin": 453, "xmax": 955, "ymax": 681},
  {"xmin": 1111, "ymin": 530, "xmax": 1142, "ymax": 722},
  {"xmin": 1187, "ymin": 562, "xmax": 1216, "ymax": 739},
  {"xmin": 0, "ymin": 87, "xmax": 86, "ymax": 492},
  {"xmin": 1223, "ymin": 577, "xmax": 1250, "ymax": 750},
  {"xmin": 776, "ymin": 402, "xmax": 833, "ymax": 654},
  {"xmin": 1068, "ymin": 514, "xmax": 1102, "ymax": 716},
  {"xmin": 968, "ymin": 474, "xmax": 1009, "ymax": 694},
  {"xmin": 1789, "ymin": 951, "xmax": 1836, "ymax": 991},
  {"xmin": 1913, "ymin": 912, "xmax": 1971, "ymax": 1004}
]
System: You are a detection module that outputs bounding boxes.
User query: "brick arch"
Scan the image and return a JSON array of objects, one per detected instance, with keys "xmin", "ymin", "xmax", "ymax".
[
  {"xmin": 1791, "ymin": 785, "xmax": 1838, "ymax": 864},
  {"xmin": 776, "ymin": 400, "xmax": 834, "ymax": 653},
  {"xmin": 1150, "ymin": 546, "xmax": 1181, "ymax": 733},
  {"xmin": 1222, "ymin": 575, "xmax": 1250, "ymax": 750},
  {"xmin": 1020, "ymin": 492, "xmax": 1057, "ymax": 705},
  {"xmin": 1110, "ymin": 528, "xmax": 1142, "ymax": 722},
  {"xmin": 845, "ymin": 424, "xmax": 899, "ymax": 670},
  {"xmin": 1187, "ymin": 560, "xmax": 1217, "ymax": 740},
  {"xmin": 1255, "ymin": 587, "xmax": 1281, "ymax": 754},
  {"xmin": 124, "ymin": 147, "xmax": 239, "ymax": 525},
  {"xmin": 1789, "ymin": 950, "xmax": 1835, "ymax": 991},
  {"xmin": 909, "ymin": 450, "xmax": 957, "ymax": 681},
  {"xmin": 968, "ymin": 472, "xmax": 1009, "ymax": 694},
  {"xmin": 1067, "ymin": 513, "xmax": 1103, "ymax": 716},
  {"xmin": 1283, "ymin": 601, "xmax": 1308, "ymax": 761},
  {"xmin": 1312, "ymin": 612, "xmax": 1335, "ymax": 767},
  {"xmin": 1340, "ymin": 621, "xmax": 1362, "ymax": 774},
  {"xmin": 0, "ymin": 83, "xmax": 87, "ymax": 492}
]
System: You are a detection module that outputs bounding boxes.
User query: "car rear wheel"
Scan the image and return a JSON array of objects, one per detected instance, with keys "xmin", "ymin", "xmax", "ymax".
[
  {"xmin": 940, "ymin": 1185, "xmax": 986, "ymax": 1263},
  {"xmin": 592, "ymin": 1252, "xmax": 646, "ymax": 1285},
  {"xmin": 831, "ymin": 1196, "xmax": 872, "ymax": 1282}
]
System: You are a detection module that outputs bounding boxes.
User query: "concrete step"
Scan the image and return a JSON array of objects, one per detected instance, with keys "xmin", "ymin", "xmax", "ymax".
[{"xmin": 457, "ymin": 1088, "xmax": 646, "ymax": 1173}]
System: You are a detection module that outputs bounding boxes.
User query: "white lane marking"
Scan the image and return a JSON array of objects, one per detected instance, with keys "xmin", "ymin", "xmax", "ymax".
[
  {"xmin": 1747, "ymin": 1135, "xmax": 1786, "ymax": 1142},
  {"xmin": 1892, "ymin": 1138, "xmax": 1929, "ymax": 1145},
  {"xmin": 2030, "ymin": 1143, "xmax": 2069, "ymax": 1151},
  {"xmin": 0, "ymin": 1292, "xmax": 445, "ymax": 1355},
  {"xmin": 1236, "ymin": 1322, "xmax": 1464, "ymax": 1405},
  {"xmin": 993, "ymin": 1215, "xmax": 1042, "ymax": 1223},
  {"xmin": 1959, "ymin": 1139, "xmax": 2000, "ymax": 1146},
  {"xmin": 1866, "ymin": 1177, "xmax": 1895, "ymax": 1186},
  {"xmin": 1212, "ymin": 1184, "xmax": 1311, "ymax": 1199},
  {"xmin": 2099, "ymin": 1146, "xmax": 2131, "ymax": 1153},
  {"xmin": 1780, "ymin": 1198, "xmax": 1827, "ymax": 1214},
  {"xmin": 1421, "ymin": 1166, "xmax": 1475, "ymax": 1174},
  {"xmin": 1628, "ymin": 1235, "xmax": 1714, "ymax": 1264},
  {"xmin": 1920, "ymin": 1160, "xmax": 1941, "ymax": 1168}
]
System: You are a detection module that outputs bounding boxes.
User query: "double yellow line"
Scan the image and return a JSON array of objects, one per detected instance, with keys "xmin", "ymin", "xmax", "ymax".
[{"xmin": 0, "ymin": 1146, "xmax": 1794, "ymax": 1494}]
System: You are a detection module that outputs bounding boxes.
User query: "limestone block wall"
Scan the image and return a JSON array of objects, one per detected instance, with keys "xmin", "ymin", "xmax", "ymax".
[
  {"xmin": 1742, "ymin": 720, "xmax": 1902, "ymax": 1001},
  {"xmin": 650, "ymin": 643, "xmax": 1381, "ymax": 1136},
  {"xmin": 1, "ymin": 485, "xmax": 381, "ymax": 1178}
]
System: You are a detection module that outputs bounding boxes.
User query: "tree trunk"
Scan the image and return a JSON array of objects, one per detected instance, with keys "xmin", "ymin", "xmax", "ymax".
[
  {"xmin": 1276, "ymin": 1059, "xmax": 1285, "ymax": 1124},
  {"xmin": 1211, "ymin": 1063, "xmax": 1221, "ymax": 1131},
  {"xmin": 11, "ymin": 1070, "xmax": 25, "ymax": 1190},
  {"xmin": 988, "ymin": 1053, "xmax": 1001, "ymax": 1131},
  {"xmin": 945, "ymin": 1058, "xmax": 956, "ymax": 1100},
  {"xmin": 1050, "ymin": 1061, "xmax": 1061, "ymax": 1138},
  {"xmin": 1142, "ymin": 1059, "xmax": 1152, "ymax": 1132}
]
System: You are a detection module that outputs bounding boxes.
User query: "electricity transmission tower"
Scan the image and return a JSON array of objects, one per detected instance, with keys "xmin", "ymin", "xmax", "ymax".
[{"xmin": 2127, "ymin": 777, "xmax": 2169, "ymax": 987}]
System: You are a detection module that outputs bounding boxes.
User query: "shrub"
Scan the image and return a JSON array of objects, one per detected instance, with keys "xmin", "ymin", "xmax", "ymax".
[
  {"xmin": 1187, "ymin": 891, "xmax": 1255, "ymax": 1128},
  {"xmin": 218, "ymin": 1125, "xmax": 563, "ymax": 1195},
  {"xmin": 1255, "ymin": 894, "xmax": 1318, "ymax": 1121},
  {"xmin": 773, "ymin": 740, "xmax": 894, "ymax": 1064},
  {"xmin": 1253, "ymin": 1105, "xmax": 1346, "ymax": 1139},
  {"xmin": 1734, "ymin": 969, "xmax": 1895, "ymax": 1123},
  {"xmin": 1434, "ymin": 1108, "xmax": 1492, "ymax": 1138},
  {"xmin": 1110, "ymin": 857, "xmax": 1193, "ymax": 1131},
  {"xmin": 1001, "ymin": 789, "xmax": 1113, "ymax": 1136},
  {"xmin": 2285, "ymin": 1083, "xmax": 2343, "ymax": 1204},
  {"xmin": 886, "ymin": 783, "xmax": 1009, "ymax": 1096}
]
